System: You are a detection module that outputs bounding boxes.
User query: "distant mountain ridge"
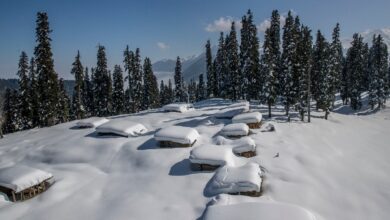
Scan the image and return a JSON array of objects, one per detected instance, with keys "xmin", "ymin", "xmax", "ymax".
[{"xmin": 342, "ymin": 28, "xmax": 390, "ymax": 50}]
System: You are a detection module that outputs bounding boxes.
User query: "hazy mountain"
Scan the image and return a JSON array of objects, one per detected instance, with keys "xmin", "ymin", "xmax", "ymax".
[{"xmin": 342, "ymin": 28, "xmax": 390, "ymax": 51}]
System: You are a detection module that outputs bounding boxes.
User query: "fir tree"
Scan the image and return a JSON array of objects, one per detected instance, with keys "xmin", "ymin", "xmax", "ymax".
[
  {"xmin": 368, "ymin": 35, "xmax": 389, "ymax": 109},
  {"xmin": 17, "ymin": 51, "xmax": 32, "ymax": 129},
  {"xmin": 112, "ymin": 65, "xmax": 125, "ymax": 114},
  {"xmin": 34, "ymin": 12, "xmax": 60, "ymax": 126},
  {"xmin": 167, "ymin": 79, "xmax": 174, "ymax": 103},
  {"xmin": 262, "ymin": 10, "xmax": 281, "ymax": 117},
  {"xmin": 71, "ymin": 51, "xmax": 85, "ymax": 119},
  {"xmin": 29, "ymin": 57, "xmax": 39, "ymax": 127},
  {"xmin": 142, "ymin": 57, "xmax": 160, "ymax": 109},
  {"xmin": 188, "ymin": 78, "xmax": 197, "ymax": 103},
  {"xmin": 197, "ymin": 74, "xmax": 206, "ymax": 101},
  {"xmin": 2, "ymin": 89, "xmax": 22, "ymax": 133},
  {"xmin": 131, "ymin": 48, "xmax": 143, "ymax": 112},
  {"xmin": 328, "ymin": 23, "xmax": 344, "ymax": 106},
  {"xmin": 226, "ymin": 22, "xmax": 240, "ymax": 100},
  {"xmin": 159, "ymin": 80, "xmax": 166, "ymax": 105},
  {"xmin": 94, "ymin": 45, "xmax": 111, "ymax": 116},
  {"xmin": 83, "ymin": 67, "xmax": 94, "ymax": 117},
  {"xmin": 214, "ymin": 32, "xmax": 228, "ymax": 98},
  {"xmin": 206, "ymin": 40, "xmax": 216, "ymax": 97},
  {"xmin": 174, "ymin": 56, "xmax": 184, "ymax": 102},
  {"xmin": 123, "ymin": 45, "xmax": 134, "ymax": 112},
  {"xmin": 58, "ymin": 79, "xmax": 70, "ymax": 123}
]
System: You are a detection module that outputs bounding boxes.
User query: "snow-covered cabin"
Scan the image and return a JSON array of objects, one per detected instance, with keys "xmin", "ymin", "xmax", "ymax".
[
  {"xmin": 232, "ymin": 112, "xmax": 262, "ymax": 129},
  {"xmin": 162, "ymin": 103, "xmax": 194, "ymax": 113},
  {"xmin": 207, "ymin": 162, "xmax": 262, "ymax": 197},
  {"xmin": 215, "ymin": 136, "xmax": 256, "ymax": 158},
  {"xmin": 214, "ymin": 102, "xmax": 249, "ymax": 119},
  {"xmin": 154, "ymin": 126, "xmax": 199, "ymax": 148},
  {"xmin": 96, "ymin": 120, "xmax": 148, "ymax": 137},
  {"xmin": 220, "ymin": 123, "xmax": 249, "ymax": 138},
  {"xmin": 189, "ymin": 146, "xmax": 236, "ymax": 171},
  {"xmin": 76, "ymin": 117, "xmax": 109, "ymax": 128},
  {"xmin": 204, "ymin": 195, "xmax": 316, "ymax": 220},
  {"xmin": 0, "ymin": 166, "xmax": 54, "ymax": 202}
]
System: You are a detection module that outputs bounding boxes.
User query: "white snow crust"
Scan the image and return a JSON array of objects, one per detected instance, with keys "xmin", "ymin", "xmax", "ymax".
[
  {"xmin": 162, "ymin": 103, "xmax": 194, "ymax": 113},
  {"xmin": 76, "ymin": 117, "xmax": 109, "ymax": 128},
  {"xmin": 0, "ymin": 166, "xmax": 53, "ymax": 193},
  {"xmin": 232, "ymin": 112, "xmax": 262, "ymax": 124},
  {"xmin": 214, "ymin": 136, "xmax": 256, "ymax": 153},
  {"xmin": 215, "ymin": 102, "xmax": 249, "ymax": 119},
  {"xmin": 221, "ymin": 123, "xmax": 249, "ymax": 136},
  {"xmin": 96, "ymin": 120, "xmax": 147, "ymax": 137},
  {"xmin": 154, "ymin": 126, "xmax": 199, "ymax": 144},
  {"xmin": 189, "ymin": 146, "xmax": 236, "ymax": 166}
]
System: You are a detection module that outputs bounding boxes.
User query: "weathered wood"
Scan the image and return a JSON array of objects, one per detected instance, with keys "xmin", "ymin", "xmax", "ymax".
[
  {"xmin": 247, "ymin": 122, "xmax": 262, "ymax": 129},
  {"xmin": 12, "ymin": 191, "xmax": 16, "ymax": 202},
  {"xmin": 159, "ymin": 140, "xmax": 196, "ymax": 148},
  {"xmin": 238, "ymin": 151, "xmax": 256, "ymax": 158},
  {"xmin": 191, "ymin": 163, "xmax": 220, "ymax": 171}
]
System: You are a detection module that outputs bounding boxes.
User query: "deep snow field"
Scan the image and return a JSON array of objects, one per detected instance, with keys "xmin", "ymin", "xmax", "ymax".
[{"xmin": 0, "ymin": 98, "xmax": 390, "ymax": 220}]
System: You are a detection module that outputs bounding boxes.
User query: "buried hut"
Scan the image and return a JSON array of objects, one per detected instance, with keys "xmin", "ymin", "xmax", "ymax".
[
  {"xmin": 154, "ymin": 126, "xmax": 199, "ymax": 148},
  {"xmin": 0, "ymin": 165, "xmax": 54, "ymax": 202},
  {"xmin": 232, "ymin": 112, "xmax": 263, "ymax": 129}
]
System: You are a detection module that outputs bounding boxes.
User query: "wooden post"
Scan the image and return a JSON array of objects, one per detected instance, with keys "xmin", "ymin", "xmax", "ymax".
[{"xmin": 12, "ymin": 191, "xmax": 16, "ymax": 202}]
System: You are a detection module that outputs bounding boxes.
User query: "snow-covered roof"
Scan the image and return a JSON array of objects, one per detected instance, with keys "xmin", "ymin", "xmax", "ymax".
[
  {"xmin": 154, "ymin": 126, "xmax": 199, "ymax": 144},
  {"xmin": 215, "ymin": 136, "xmax": 256, "ymax": 153},
  {"xmin": 0, "ymin": 166, "xmax": 53, "ymax": 193},
  {"xmin": 189, "ymin": 146, "xmax": 236, "ymax": 167},
  {"xmin": 96, "ymin": 120, "xmax": 148, "ymax": 137},
  {"xmin": 162, "ymin": 103, "xmax": 194, "ymax": 113},
  {"xmin": 232, "ymin": 112, "xmax": 262, "ymax": 124},
  {"xmin": 221, "ymin": 123, "xmax": 249, "ymax": 137},
  {"xmin": 76, "ymin": 117, "xmax": 109, "ymax": 128},
  {"xmin": 215, "ymin": 102, "xmax": 249, "ymax": 119},
  {"xmin": 204, "ymin": 195, "xmax": 316, "ymax": 220},
  {"xmin": 207, "ymin": 162, "xmax": 261, "ymax": 195}
]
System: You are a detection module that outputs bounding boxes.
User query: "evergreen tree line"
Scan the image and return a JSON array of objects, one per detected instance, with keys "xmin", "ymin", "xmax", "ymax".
[{"xmin": 204, "ymin": 10, "xmax": 390, "ymax": 121}]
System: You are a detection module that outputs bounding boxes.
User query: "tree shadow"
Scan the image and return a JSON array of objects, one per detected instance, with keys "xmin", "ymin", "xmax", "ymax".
[
  {"xmin": 169, "ymin": 159, "xmax": 193, "ymax": 176},
  {"xmin": 137, "ymin": 137, "xmax": 159, "ymax": 150},
  {"xmin": 84, "ymin": 131, "xmax": 127, "ymax": 139}
]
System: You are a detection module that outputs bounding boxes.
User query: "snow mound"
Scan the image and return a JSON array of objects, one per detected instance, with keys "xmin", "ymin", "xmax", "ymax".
[
  {"xmin": 189, "ymin": 145, "xmax": 236, "ymax": 167},
  {"xmin": 96, "ymin": 120, "xmax": 148, "ymax": 137},
  {"xmin": 204, "ymin": 195, "xmax": 316, "ymax": 220},
  {"xmin": 215, "ymin": 136, "xmax": 256, "ymax": 153},
  {"xmin": 232, "ymin": 112, "xmax": 262, "ymax": 124},
  {"xmin": 207, "ymin": 162, "xmax": 262, "ymax": 195},
  {"xmin": 162, "ymin": 103, "xmax": 194, "ymax": 113},
  {"xmin": 221, "ymin": 123, "xmax": 249, "ymax": 137},
  {"xmin": 0, "ymin": 165, "xmax": 53, "ymax": 193},
  {"xmin": 154, "ymin": 126, "xmax": 199, "ymax": 144},
  {"xmin": 215, "ymin": 102, "xmax": 249, "ymax": 119},
  {"xmin": 76, "ymin": 117, "xmax": 109, "ymax": 128}
]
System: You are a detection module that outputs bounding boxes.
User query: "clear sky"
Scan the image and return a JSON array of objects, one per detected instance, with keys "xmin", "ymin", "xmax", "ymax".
[{"xmin": 1, "ymin": 0, "xmax": 389, "ymax": 79}]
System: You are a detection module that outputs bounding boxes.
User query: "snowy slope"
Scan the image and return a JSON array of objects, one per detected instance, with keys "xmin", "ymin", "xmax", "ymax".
[{"xmin": 0, "ymin": 100, "xmax": 390, "ymax": 220}]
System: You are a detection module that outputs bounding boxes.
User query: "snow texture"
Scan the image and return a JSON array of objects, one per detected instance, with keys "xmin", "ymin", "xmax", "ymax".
[
  {"xmin": 206, "ymin": 162, "xmax": 262, "ymax": 195},
  {"xmin": 76, "ymin": 117, "xmax": 109, "ymax": 128},
  {"xmin": 214, "ymin": 136, "xmax": 256, "ymax": 153},
  {"xmin": 221, "ymin": 123, "xmax": 249, "ymax": 136},
  {"xmin": 162, "ymin": 103, "xmax": 194, "ymax": 113},
  {"xmin": 215, "ymin": 102, "xmax": 249, "ymax": 119},
  {"xmin": 204, "ymin": 195, "xmax": 316, "ymax": 220},
  {"xmin": 189, "ymin": 146, "xmax": 237, "ymax": 166},
  {"xmin": 0, "ymin": 165, "xmax": 53, "ymax": 193},
  {"xmin": 232, "ymin": 111, "xmax": 262, "ymax": 124},
  {"xmin": 96, "ymin": 120, "xmax": 147, "ymax": 137},
  {"xmin": 154, "ymin": 126, "xmax": 199, "ymax": 144}
]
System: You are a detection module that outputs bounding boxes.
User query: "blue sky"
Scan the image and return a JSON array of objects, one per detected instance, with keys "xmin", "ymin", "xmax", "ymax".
[{"xmin": 1, "ymin": 0, "xmax": 389, "ymax": 79}]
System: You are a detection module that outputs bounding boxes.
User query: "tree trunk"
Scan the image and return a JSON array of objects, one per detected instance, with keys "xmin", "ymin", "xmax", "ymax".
[
  {"xmin": 325, "ymin": 109, "xmax": 329, "ymax": 120},
  {"xmin": 268, "ymin": 102, "xmax": 272, "ymax": 118}
]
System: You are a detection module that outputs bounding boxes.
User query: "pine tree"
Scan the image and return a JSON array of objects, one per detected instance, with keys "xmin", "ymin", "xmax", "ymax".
[
  {"xmin": 71, "ymin": 51, "xmax": 85, "ymax": 119},
  {"xmin": 132, "ymin": 48, "xmax": 143, "ymax": 112},
  {"xmin": 328, "ymin": 23, "xmax": 344, "ymax": 106},
  {"xmin": 188, "ymin": 78, "xmax": 197, "ymax": 103},
  {"xmin": 58, "ymin": 79, "xmax": 70, "ymax": 123},
  {"xmin": 159, "ymin": 80, "xmax": 166, "ymax": 105},
  {"xmin": 29, "ymin": 57, "xmax": 39, "ymax": 127},
  {"xmin": 279, "ymin": 11, "xmax": 297, "ymax": 117},
  {"xmin": 17, "ymin": 51, "xmax": 32, "ymax": 129},
  {"xmin": 83, "ymin": 67, "xmax": 94, "ymax": 117},
  {"xmin": 368, "ymin": 35, "xmax": 389, "ymax": 109},
  {"xmin": 346, "ymin": 34, "xmax": 366, "ymax": 110},
  {"xmin": 226, "ymin": 22, "xmax": 240, "ymax": 100},
  {"xmin": 2, "ymin": 89, "xmax": 22, "ymax": 133},
  {"xmin": 197, "ymin": 74, "xmax": 206, "ymax": 101},
  {"xmin": 206, "ymin": 40, "xmax": 216, "ymax": 97},
  {"xmin": 94, "ymin": 45, "xmax": 113, "ymax": 116},
  {"xmin": 174, "ymin": 56, "xmax": 184, "ymax": 102},
  {"xmin": 34, "ymin": 12, "xmax": 60, "ymax": 126},
  {"xmin": 215, "ymin": 32, "xmax": 228, "ymax": 98},
  {"xmin": 240, "ymin": 9, "xmax": 260, "ymax": 100},
  {"xmin": 167, "ymin": 79, "xmax": 174, "ymax": 103},
  {"xmin": 112, "ymin": 65, "xmax": 125, "ymax": 114},
  {"xmin": 142, "ymin": 57, "xmax": 160, "ymax": 109},
  {"xmin": 123, "ymin": 45, "xmax": 134, "ymax": 112},
  {"xmin": 262, "ymin": 10, "xmax": 281, "ymax": 117}
]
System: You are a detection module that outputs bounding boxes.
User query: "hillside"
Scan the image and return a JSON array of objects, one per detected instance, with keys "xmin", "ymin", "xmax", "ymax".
[{"xmin": 0, "ymin": 99, "xmax": 389, "ymax": 220}]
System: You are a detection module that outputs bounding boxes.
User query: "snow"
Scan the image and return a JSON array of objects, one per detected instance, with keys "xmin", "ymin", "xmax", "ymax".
[
  {"xmin": 214, "ymin": 136, "xmax": 256, "ymax": 153},
  {"xmin": 0, "ymin": 98, "xmax": 390, "ymax": 220},
  {"xmin": 203, "ymin": 195, "xmax": 316, "ymax": 220},
  {"xmin": 189, "ymin": 146, "xmax": 238, "ymax": 167},
  {"xmin": 96, "ymin": 120, "xmax": 147, "ymax": 137},
  {"xmin": 220, "ymin": 123, "xmax": 249, "ymax": 137},
  {"xmin": 76, "ymin": 117, "xmax": 109, "ymax": 128},
  {"xmin": 206, "ymin": 162, "xmax": 262, "ymax": 195},
  {"xmin": 215, "ymin": 102, "xmax": 249, "ymax": 119},
  {"xmin": 232, "ymin": 111, "xmax": 262, "ymax": 124},
  {"xmin": 0, "ymin": 165, "xmax": 53, "ymax": 193},
  {"xmin": 154, "ymin": 126, "xmax": 199, "ymax": 144},
  {"xmin": 162, "ymin": 103, "xmax": 194, "ymax": 113}
]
